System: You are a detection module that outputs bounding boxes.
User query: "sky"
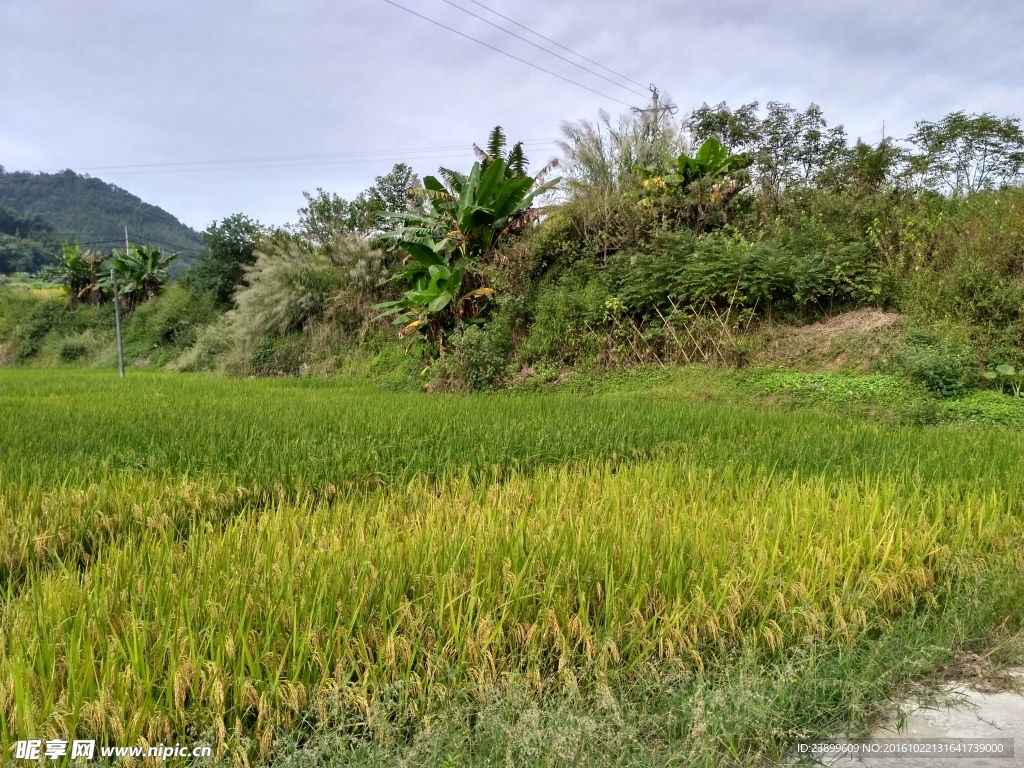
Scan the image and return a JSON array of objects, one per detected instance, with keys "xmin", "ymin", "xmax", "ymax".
[{"xmin": 2, "ymin": 0, "xmax": 1022, "ymax": 232}]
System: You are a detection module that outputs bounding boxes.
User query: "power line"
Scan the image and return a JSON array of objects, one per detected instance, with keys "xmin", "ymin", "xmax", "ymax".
[
  {"xmin": 438, "ymin": 0, "xmax": 648, "ymax": 99},
  {"xmin": 50, "ymin": 144, "xmax": 562, "ymax": 177},
  {"xmin": 380, "ymin": 0, "xmax": 637, "ymax": 108},
  {"xmin": 54, "ymin": 140, "xmax": 559, "ymax": 174},
  {"xmin": 48, "ymin": 235, "xmax": 202, "ymax": 256},
  {"xmin": 88, "ymin": 147, "xmax": 562, "ymax": 176},
  {"xmin": 464, "ymin": 0, "xmax": 649, "ymax": 91}
]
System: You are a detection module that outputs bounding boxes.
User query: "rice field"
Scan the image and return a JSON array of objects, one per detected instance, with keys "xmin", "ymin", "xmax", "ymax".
[{"xmin": 1, "ymin": 369, "xmax": 1022, "ymax": 766}]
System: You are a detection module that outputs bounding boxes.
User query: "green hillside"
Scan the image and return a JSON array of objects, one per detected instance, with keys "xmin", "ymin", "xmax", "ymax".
[
  {"xmin": 0, "ymin": 205, "xmax": 59, "ymax": 274},
  {"xmin": 0, "ymin": 168, "xmax": 203, "ymax": 273}
]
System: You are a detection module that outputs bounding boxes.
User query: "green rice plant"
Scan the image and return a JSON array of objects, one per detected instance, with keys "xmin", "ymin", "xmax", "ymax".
[
  {"xmin": 1, "ymin": 460, "xmax": 1018, "ymax": 758},
  {"xmin": 4, "ymin": 370, "xmax": 1024, "ymax": 496}
]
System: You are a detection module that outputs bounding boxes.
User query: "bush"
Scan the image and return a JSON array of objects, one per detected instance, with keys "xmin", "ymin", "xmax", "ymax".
[
  {"xmin": 248, "ymin": 336, "xmax": 307, "ymax": 377},
  {"xmin": 899, "ymin": 334, "xmax": 977, "ymax": 398},
  {"xmin": 167, "ymin": 318, "xmax": 238, "ymax": 373},
  {"xmin": 13, "ymin": 300, "xmax": 64, "ymax": 361},
  {"xmin": 451, "ymin": 325, "xmax": 510, "ymax": 391},
  {"xmin": 518, "ymin": 271, "xmax": 607, "ymax": 365},
  {"xmin": 57, "ymin": 336, "xmax": 90, "ymax": 362},
  {"xmin": 121, "ymin": 284, "xmax": 219, "ymax": 365}
]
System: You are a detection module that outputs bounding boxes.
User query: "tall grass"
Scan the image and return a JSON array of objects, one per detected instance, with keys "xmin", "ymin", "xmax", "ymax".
[{"xmin": 2, "ymin": 460, "xmax": 1019, "ymax": 757}]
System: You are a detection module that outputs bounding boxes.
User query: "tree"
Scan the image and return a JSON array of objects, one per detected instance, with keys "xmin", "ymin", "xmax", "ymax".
[
  {"xmin": 355, "ymin": 162, "xmax": 424, "ymax": 231},
  {"xmin": 294, "ymin": 164, "xmax": 425, "ymax": 246},
  {"xmin": 688, "ymin": 101, "xmax": 848, "ymax": 199},
  {"xmin": 818, "ymin": 138, "xmax": 904, "ymax": 200},
  {"xmin": 295, "ymin": 189, "xmax": 354, "ymax": 249},
  {"xmin": 192, "ymin": 214, "xmax": 266, "ymax": 309},
  {"xmin": 0, "ymin": 206, "xmax": 58, "ymax": 274},
  {"xmin": 908, "ymin": 112, "xmax": 1024, "ymax": 194}
]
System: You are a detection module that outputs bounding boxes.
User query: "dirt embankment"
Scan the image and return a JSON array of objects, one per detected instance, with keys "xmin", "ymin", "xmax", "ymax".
[{"xmin": 753, "ymin": 309, "xmax": 904, "ymax": 371}]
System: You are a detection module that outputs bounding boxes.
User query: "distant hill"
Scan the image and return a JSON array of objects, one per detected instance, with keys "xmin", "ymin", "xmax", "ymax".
[{"xmin": 0, "ymin": 168, "xmax": 203, "ymax": 274}]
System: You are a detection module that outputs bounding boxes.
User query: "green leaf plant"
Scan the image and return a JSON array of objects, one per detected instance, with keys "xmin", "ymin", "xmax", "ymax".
[
  {"xmin": 983, "ymin": 364, "xmax": 1023, "ymax": 397},
  {"xmin": 635, "ymin": 138, "xmax": 750, "ymax": 233},
  {"xmin": 374, "ymin": 127, "xmax": 558, "ymax": 343}
]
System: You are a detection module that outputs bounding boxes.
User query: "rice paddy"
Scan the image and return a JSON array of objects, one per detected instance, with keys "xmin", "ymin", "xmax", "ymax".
[{"xmin": 1, "ymin": 369, "xmax": 1022, "ymax": 765}]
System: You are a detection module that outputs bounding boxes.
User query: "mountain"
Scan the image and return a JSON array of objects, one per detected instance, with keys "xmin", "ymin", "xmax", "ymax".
[
  {"xmin": 0, "ymin": 205, "xmax": 59, "ymax": 274},
  {"xmin": 0, "ymin": 168, "xmax": 203, "ymax": 274}
]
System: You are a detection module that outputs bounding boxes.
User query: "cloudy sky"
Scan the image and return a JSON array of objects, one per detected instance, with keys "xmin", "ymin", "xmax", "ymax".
[{"xmin": 2, "ymin": 0, "xmax": 1021, "ymax": 231}]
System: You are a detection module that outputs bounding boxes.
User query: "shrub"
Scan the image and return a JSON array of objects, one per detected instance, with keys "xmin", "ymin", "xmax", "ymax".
[
  {"xmin": 167, "ymin": 318, "xmax": 239, "ymax": 373},
  {"xmin": 247, "ymin": 336, "xmax": 307, "ymax": 377},
  {"xmin": 57, "ymin": 336, "xmax": 90, "ymax": 362},
  {"xmin": 899, "ymin": 334, "xmax": 977, "ymax": 397},
  {"xmin": 518, "ymin": 271, "xmax": 607, "ymax": 365},
  {"xmin": 233, "ymin": 236, "xmax": 345, "ymax": 344},
  {"xmin": 451, "ymin": 324, "xmax": 512, "ymax": 391},
  {"xmin": 121, "ymin": 284, "xmax": 219, "ymax": 365}
]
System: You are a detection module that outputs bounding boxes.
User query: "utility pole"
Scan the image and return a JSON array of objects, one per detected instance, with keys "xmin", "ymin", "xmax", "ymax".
[
  {"xmin": 632, "ymin": 85, "xmax": 678, "ymax": 125},
  {"xmin": 112, "ymin": 227, "xmax": 127, "ymax": 378}
]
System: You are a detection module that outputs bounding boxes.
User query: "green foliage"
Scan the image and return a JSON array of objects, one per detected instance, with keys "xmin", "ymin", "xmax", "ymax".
[
  {"xmin": 908, "ymin": 111, "xmax": 1024, "ymax": 194},
  {"xmin": 107, "ymin": 244, "xmax": 177, "ymax": 307},
  {"xmin": 666, "ymin": 137, "xmax": 748, "ymax": 185},
  {"xmin": 0, "ymin": 205, "xmax": 57, "ymax": 274},
  {"xmin": 939, "ymin": 390, "xmax": 1024, "ymax": 426},
  {"xmin": 688, "ymin": 101, "xmax": 849, "ymax": 198},
  {"xmin": 12, "ymin": 299, "xmax": 65, "ymax": 361},
  {"xmin": 166, "ymin": 317, "xmax": 238, "ymax": 373},
  {"xmin": 120, "ymin": 283, "xmax": 219, "ymax": 366},
  {"xmin": 449, "ymin": 304, "xmax": 519, "ymax": 390},
  {"xmin": 519, "ymin": 270, "xmax": 606, "ymax": 365},
  {"xmin": 898, "ymin": 333, "xmax": 977, "ymax": 398},
  {"xmin": 191, "ymin": 214, "xmax": 266, "ymax": 309},
  {"xmin": 983, "ymin": 363, "xmax": 1023, "ymax": 396},
  {"xmin": 295, "ymin": 164, "xmax": 425, "ymax": 244},
  {"xmin": 377, "ymin": 145, "xmax": 556, "ymax": 337},
  {"xmin": 57, "ymin": 336, "xmax": 90, "ymax": 362},
  {"xmin": 248, "ymin": 335, "xmax": 307, "ymax": 376},
  {"xmin": 603, "ymin": 229, "xmax": 878, "ymax": 319},
  {"xmin": 54, "ymin": 241, "xmax": 106, "ymax": 306}
]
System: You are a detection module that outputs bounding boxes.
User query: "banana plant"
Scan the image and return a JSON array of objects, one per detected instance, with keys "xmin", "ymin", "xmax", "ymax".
[
  {"xmin": 637, "ymin": 138, "xmax": 748, "ymax": 188},
  {"xmin": 374, "ymin": 152, "xmax": 557, "ymax": 337},
  {"xmin": 672, "ymin": 137, "xmax": 747, "ymax": 184},
  {"xmin": 102, "ymin": 245, "xmax": 177, "ymax": 308},
  {"xmin": 54, "ymin": 241, "xmax": 105, "ymax": 306},
  {"xmin": 983, "ymin": 364, "xmax": 1023, "ymax": 396}
]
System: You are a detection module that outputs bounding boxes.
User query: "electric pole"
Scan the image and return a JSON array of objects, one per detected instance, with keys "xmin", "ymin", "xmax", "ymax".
[
  {"xmin": 112, "ymin": 227, "xmax": 127, "ymax": 378},
  {"xmin": 632, "ymin": 85, "xmax": 678, "ymax": 125}
]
